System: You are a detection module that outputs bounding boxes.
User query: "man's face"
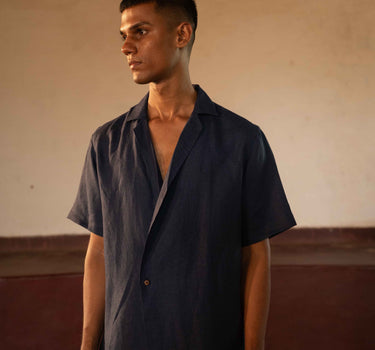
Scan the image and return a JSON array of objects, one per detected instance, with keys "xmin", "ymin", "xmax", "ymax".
[{"xmin": 120, "ymin": 2, "xmax": 179, "ymax": 84}]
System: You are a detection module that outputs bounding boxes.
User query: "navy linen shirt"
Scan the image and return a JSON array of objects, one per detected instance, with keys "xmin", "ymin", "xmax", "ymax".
[{"xmin": 68, "ymin": 85, "xmax": 296, "ymax": 350}]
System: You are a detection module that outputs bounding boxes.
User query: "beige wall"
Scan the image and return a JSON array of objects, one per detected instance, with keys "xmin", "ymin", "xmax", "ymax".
[{"xmin": 1, "ymin": 0, "xmax": 374, "ymax": 236}]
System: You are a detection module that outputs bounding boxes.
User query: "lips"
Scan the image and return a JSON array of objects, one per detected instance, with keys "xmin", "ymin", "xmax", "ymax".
[{"xmin": 128, "ymin": 60, "xmax": 142, "ymax": 69}]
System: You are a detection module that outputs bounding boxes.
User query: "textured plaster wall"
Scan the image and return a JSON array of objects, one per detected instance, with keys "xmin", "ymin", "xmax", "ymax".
[{"xmin": 0, "ymin": 0, "xmax": 374, "ymax": 236}]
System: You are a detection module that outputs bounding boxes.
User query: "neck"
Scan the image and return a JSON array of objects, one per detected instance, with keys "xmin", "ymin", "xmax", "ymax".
[{"xmin": 148, "ymin": 71, "xmax": 197, "ymax": 121}]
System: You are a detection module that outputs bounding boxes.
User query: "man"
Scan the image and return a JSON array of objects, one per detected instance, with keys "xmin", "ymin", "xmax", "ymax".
[{"xmin": 68, "ymin": 1, "xmax": 296, "ymax": 349}]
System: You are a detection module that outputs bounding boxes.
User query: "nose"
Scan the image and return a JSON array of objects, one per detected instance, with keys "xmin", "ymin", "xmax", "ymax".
[{"xmin": 121, "ymin": 38, "xmax": 136, "ymax": 56}]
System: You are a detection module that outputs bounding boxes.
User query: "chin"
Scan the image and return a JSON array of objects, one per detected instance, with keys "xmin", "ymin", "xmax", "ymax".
[
  {"xmin": 132, "ymin": 69, "xmax": 167, "ymax": 85},
  {"xmin": 133, "ymin": 76, "xmax": 149, "ymax": 84},
  {"xmin": 132, "ymin": 72, "xmax": 152, "ymax": 85}
]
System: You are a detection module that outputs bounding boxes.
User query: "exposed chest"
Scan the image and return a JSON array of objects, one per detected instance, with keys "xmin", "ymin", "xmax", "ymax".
[{"xmin": 148, "ymin": 118, "xmax": 188, "ymax": 181}]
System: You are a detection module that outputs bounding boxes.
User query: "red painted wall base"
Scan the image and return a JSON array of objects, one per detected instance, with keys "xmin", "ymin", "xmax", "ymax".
[
  {"xmin": 1, "ymin": 265, "xmax": 374, "ymax": 350},
  {"xmin": 1, "ymin": 229, "xmax": 374, "ymax": 349}
]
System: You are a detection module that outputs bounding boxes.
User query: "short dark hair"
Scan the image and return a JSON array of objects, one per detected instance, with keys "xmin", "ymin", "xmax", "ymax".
[{"xmin": 119, "ymin": 0, "xmax": 198, "ymax": 48}]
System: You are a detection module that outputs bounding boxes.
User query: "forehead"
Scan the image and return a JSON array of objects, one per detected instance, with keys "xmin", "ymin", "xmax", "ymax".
[{"xmin": 120, "ymin": 2, "xmax": 166, "ymax": 32}]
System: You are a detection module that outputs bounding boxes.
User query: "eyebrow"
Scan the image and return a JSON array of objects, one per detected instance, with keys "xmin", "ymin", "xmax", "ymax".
[{"xmin": 120, "ymin": 21, "xmax": 152, "ymax": 35}]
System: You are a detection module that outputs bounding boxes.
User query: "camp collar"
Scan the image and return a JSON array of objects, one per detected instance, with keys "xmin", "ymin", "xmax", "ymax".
[{"xmin": 126, "ymin": 84, "xmax": 218, "ymax": 122}]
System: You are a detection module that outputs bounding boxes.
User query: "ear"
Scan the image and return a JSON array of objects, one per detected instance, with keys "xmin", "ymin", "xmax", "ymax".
[{"xmin": 176, "ymin": 22, "xmax": 193, "ymax": 48}]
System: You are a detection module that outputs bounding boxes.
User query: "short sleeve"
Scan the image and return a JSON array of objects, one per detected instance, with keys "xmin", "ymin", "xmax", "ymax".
[
  {"xmin": 67, "ymin": 137, "xmax": 104, "ymax": 236},
  {"xmin": 241, "ymin": 127, "xmax": 296, "ymax": 246}
]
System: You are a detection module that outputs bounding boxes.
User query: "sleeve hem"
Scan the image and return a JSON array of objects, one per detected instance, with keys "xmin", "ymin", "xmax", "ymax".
[
  {"xmin": 67, "ymin": 211, "xmax": 104, "ymax": 237},
  {"xmin": 241, "ymin": 218, "xmax": 297, "ymax": 247}
]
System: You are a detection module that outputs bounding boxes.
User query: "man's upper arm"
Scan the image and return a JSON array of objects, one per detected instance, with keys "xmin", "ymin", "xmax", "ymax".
[
  {"xmin": 67, "ymin": 138, "xmax": 104, "ymax": 237},
  {"xmin": 241, "ymin": 126, "xmax": 296, "ymax": 246}
]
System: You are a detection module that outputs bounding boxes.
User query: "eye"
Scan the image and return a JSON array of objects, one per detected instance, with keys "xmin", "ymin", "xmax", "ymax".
[
  {"xmin": 121, "ymin": 34, "xmax": 127, "ymax": 41},
  {"xmin": 137, "ymin": 28, "xmax": 147, "ymax": 36}
]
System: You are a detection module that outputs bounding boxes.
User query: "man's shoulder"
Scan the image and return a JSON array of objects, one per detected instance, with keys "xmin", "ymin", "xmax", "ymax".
[
  {"xmin": 90, "ymin": 92, "xmax": 149, "ymax": 146},
  {"xmin": 210, "ymin": 101, "xmax": 261, "ymax": 139},
  {"xmin": 90, "ymin": 106, "xmax": 138, "ymax": 146},
  {"xmin": 197, "ymin": 85, "xmax": 260, "ymax": 135},
  {"xmin": 92, "ymin": 113, "xmax": 126, "ymax": 139}
]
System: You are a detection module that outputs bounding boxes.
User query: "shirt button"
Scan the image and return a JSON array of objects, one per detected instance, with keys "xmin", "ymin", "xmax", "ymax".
[{"xmin": 144, "ymin": 279, "xmax": 150, "ymax": 286}]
